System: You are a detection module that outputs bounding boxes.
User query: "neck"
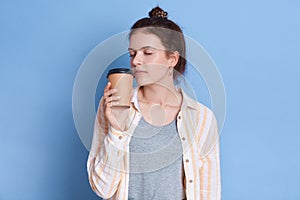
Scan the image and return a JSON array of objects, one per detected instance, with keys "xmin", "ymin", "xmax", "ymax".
[{"xmin": 138, "ymin": 83, "xmax": 181, "ymax": 107}]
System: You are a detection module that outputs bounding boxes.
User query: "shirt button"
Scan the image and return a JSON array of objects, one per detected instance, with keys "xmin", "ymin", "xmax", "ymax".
[
  {"xmin": 178, "ymin": 116, "xmax": 181, "ymax": 120},
  {"xmin": 189, "ymin": 180, "xmax": 193, "ymax": 183},
  {"xmin": 118, "ymin": 136, "xmax": 122, "ymax": 140},
  {"xmin": 182, "ymin": 137, "xmax": 186, "ymax": 141},
  {"xmin": 185, "ymin": 159, "xmax": 189, "ymax": 163}
]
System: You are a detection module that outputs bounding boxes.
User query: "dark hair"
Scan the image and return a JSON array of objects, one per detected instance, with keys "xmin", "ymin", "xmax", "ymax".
[{"xmin": 129, "ymin": 6, "xmax": 186, "ymax": 78}]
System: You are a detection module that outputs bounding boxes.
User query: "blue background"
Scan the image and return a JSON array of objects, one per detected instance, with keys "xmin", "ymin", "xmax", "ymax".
[{"xmin": 1, "ymin": 0, "xmax": 300, "ymax": 199}]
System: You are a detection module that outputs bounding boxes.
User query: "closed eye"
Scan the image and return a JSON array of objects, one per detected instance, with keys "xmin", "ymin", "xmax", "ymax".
[{"xmin": 144, "ymin": 49, "xmax": 154, "ymax": 55}]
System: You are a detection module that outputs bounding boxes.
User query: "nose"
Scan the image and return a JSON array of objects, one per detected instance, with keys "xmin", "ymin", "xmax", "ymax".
[{"xmin": 131, "ymin": 51, "xmax": 143, "ymax": 67}]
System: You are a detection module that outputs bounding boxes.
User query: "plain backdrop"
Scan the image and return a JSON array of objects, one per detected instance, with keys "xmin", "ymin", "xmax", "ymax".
[{"xmin": 1, "ymin": 0, "xmax": 300, "ymax": 199}]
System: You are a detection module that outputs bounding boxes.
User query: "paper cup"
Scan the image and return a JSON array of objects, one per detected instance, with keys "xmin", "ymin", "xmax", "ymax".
[{"xmin": 107, "ymin": 68, "xmax": 133, "ymax": 107}]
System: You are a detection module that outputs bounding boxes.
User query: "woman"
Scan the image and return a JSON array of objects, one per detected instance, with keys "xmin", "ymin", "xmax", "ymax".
[{"xmin": 87, "ymin": 6, "xmax": 221, "ymax": 200}]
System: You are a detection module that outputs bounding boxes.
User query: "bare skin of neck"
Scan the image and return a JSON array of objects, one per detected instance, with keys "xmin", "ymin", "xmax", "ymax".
[{"xmin": 138, "ymin": 84, "xmax": 182, "ymax": 126}]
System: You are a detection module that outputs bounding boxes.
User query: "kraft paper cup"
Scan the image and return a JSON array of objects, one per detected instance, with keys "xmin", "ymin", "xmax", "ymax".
[{"xmin": 107, "ymin": 68, "xmax": 133, "ymax": 107}]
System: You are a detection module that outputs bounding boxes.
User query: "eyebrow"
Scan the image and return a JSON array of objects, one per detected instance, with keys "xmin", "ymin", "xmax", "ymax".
[{"xmin": 128, "ymin": 46, "xmax": 157, "ymax": 51}]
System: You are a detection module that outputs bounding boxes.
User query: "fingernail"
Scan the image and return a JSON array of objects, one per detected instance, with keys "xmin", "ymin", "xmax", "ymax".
[{"xmin": 117, "ymin": 96, "xmax": 121, "ymax": 99}]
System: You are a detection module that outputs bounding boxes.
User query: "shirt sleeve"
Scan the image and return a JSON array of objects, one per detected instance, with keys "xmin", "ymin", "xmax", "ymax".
[
  {"xmin": 199, "ymin": 113, "xmax": 222, "ymax": 200},
  {"xmin": 87, "ymin": 98, "xmax": 130, "ymax": 199}
]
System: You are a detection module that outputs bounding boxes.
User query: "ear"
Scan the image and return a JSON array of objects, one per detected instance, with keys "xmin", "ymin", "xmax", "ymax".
[{"xmin": 168, "ymin": 51, "xmax": 180, "ymax": 68}]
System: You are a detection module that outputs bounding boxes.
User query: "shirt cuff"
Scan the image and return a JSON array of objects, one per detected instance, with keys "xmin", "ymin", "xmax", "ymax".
[{"xmin": 107, "ymin": 126, "xmax": 130, "ymax": 150}]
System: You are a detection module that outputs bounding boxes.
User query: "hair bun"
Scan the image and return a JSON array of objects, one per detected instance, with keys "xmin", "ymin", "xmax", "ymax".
[{"xmin": 149, "ymin": 6, "xmax": 168, "ymax": 19}]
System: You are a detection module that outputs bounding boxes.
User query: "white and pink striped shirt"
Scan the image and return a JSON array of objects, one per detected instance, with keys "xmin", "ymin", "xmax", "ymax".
[{"xmin": 87, "ymin": 88, "xmax": 221, "ymax": 200}]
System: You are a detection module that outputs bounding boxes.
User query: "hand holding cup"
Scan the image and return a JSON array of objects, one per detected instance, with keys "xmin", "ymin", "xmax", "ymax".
[{"xmin": 103, "ymin": 68, "xmax": 133, "ymax": 131}]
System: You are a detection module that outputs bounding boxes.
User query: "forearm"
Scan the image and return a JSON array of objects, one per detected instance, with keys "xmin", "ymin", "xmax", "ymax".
[
  {"xmin": 199, "ymin": 141, "xmax": 221, "ymax": 200},
  {"xmin": 87, "ymin": 113, "xmax": 129, "ymax": 198}
]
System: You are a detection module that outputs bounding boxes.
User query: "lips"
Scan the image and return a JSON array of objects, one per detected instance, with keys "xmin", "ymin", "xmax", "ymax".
[{"xmin": 133, "ymin": 70, "xmax": 147, "ymax": 76}]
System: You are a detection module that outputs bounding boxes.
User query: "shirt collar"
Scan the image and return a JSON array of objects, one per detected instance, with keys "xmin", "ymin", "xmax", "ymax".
[
  {"xmin": 178, "ymin": 87, "xmax": 199, "ymax": 110},
  {"xmin": 130, "ymin": 87, "xmax": 141, "ymax": 112}
]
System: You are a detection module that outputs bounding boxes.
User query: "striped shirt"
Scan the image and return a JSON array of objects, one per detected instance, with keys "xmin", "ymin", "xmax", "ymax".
[{"xmin": 87, "ymin": 88, "xmax": 221, "ymax": 200}]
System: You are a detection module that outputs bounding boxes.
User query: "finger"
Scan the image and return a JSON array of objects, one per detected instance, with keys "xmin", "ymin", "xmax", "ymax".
[
  {"xmin": 103, "ymin": 82, "xmax": 111, "ymax": 98},
  {"xmin": 104, "ymin": 88, "xmax": 117, "ymax": 100},
  {"xmin": 104, "ymin": 101, "xmax": 120, "ymax": 109},
  {"xmin": 105, "ymin": 95, "xmax": 121, "ymax": 103},
  {"xmin": 105, "ymin": 101, "xmax": 120, "ymax": 109},
  {"xmin": 104, "ymin": 82, "xmax": 111, "ymax": 93},
  {"xmin": 104, "ymin": 82, "xmax": 113, "ymax": 97}
]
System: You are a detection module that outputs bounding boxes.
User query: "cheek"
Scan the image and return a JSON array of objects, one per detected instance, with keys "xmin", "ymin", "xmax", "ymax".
[
  {"xmin": 146, "ymin": 65, "xmax": 168, "ymax": 77},
  {"xmin": 146, "ymin": 58, "xmax": 169, "ymax": 67}
]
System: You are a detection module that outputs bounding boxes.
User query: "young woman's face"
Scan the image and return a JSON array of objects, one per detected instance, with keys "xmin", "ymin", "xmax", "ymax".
[{"xmin": 128, "ymin": 31, "xmax": 173, "ymax": 86}]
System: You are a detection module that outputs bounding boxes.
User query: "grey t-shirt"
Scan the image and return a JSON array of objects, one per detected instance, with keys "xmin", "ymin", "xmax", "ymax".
[{"xmin": 128, "ymin": 117, "xmax": 186, "ymax": 200}]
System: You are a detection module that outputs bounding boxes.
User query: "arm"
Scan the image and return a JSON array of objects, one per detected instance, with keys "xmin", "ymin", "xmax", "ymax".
[
  {"xmin": 87, "ymin": 97, "xmax": 129, "ymax": 199},
  {"xmin": 199, "ymin": 114, "xmax": 221, "ymax": 200}
]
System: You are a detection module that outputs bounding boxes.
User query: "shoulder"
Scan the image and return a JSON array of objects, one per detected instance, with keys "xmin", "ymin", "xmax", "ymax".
[
  {"xmin": 181, "ymin": 89, "xmax": 216, "ymax": 125},
  {"xmin": 181, "ymin": 91, "xmax": 220, "ymax": 157}
]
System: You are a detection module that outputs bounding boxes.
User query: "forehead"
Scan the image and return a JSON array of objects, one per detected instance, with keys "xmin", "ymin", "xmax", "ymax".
[{"xmin": 129, "ymin": 31, "xmax": 165, "ymax": 50}]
